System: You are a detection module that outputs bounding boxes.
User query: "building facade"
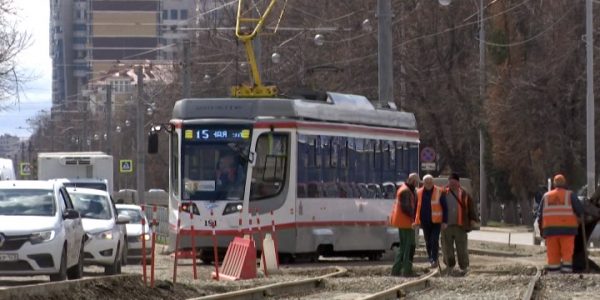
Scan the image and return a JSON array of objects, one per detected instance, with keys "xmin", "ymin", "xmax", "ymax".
[{"xmin": 50, "ymin": 0, "xmax": 200, "ymax": 106}]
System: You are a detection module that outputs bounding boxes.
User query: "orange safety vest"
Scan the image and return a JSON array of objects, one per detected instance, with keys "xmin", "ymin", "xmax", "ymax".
[
  {"xmin": 446, "ymin": 187, "xmax": 466, "ymax": 226},
  {"xmin": 415, "ymin": 186, "xmax": 443, "ymax": 224},
  {"xmin": 542, "ymin": 188, "xmax": 578, "ymax": 230},
  {"xmin": 389, "ymin": 184, "xmax": 415, "ymax": 229}
]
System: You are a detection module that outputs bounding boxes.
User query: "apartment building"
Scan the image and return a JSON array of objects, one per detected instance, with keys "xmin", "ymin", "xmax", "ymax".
[{"xmin": 50, "ymin": 0, "xmax": 199, "ymax": 107}]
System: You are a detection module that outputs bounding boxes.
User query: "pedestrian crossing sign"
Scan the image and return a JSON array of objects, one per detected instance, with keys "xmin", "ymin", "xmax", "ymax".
[
  {"xmin": 120, "ymin": 160, "xmax": 133, "ymax": 173},
  {"xmin": 20, "ymin": 163, "xmax": 31, "ymax": 176}
]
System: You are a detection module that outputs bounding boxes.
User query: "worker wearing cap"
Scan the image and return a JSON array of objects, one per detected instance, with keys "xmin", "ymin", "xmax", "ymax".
[
  {"xmin": 413, "ymin": 174, "xmax": 448, "ymax": 268},
  {"xmin": 389, "ymin": 173, "xmax": 419, "ymax": 277},
  {"xmin": 537, "ymin": 174, "xmax": 583, "ymax": 273},
  {"xmin": 441, "ymin": 173, "xmax": 479, "ymax": 276}
]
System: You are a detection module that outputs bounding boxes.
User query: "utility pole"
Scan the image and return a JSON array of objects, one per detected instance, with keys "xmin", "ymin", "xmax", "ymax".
[
  {"xmin": 586, "ymin": 0, "xmax": 595, "ymax": 198},
  {"xmin": 136, "ymin": 66, "xmax": 146, "ymax": 205},
  {"xmin": 478, "ymin": 0, "xmax": 488, "ymax": 225},
  {"xmin": 105, "ymin": 83, "xmax": 112, "ymax": 155},
  {"xmin": 182, "ymin": 39, "xmax": 191, "ymax": 98},
  {"xmin": 377, "ymin": 0, "xmax": 393, "ymax": 108}
]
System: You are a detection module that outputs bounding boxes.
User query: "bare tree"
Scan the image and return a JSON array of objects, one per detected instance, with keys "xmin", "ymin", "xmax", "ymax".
[{"xmin": 0, "ymin": 0, "xmax": 31, "ymax": 105}]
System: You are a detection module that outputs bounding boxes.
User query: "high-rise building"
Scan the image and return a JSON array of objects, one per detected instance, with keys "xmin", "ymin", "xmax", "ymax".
[{"xmin": 50, "ymin": 0, "xmax": 199, "ymax": 107}]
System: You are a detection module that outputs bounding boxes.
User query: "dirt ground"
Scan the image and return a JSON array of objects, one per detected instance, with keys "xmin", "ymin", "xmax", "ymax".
[{"xmin": 6, "ymin": 241, "xmax": 600, "ymax": 300}]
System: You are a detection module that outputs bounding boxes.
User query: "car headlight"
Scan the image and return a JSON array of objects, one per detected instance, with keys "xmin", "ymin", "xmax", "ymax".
[
  {"xmin": 223, "ymin": 203, "xmax": 243, "ymax": 215},
  {"xmin": 94, "ymin": 230, "xmax": 113, "ymax": 240},
  {"xmin": 143, "ymin": 233, "xmax": 150, "ymax": 241},
  {"xmin": 30, "ymin": 230, "xmax": 55, "ymax": 244}
]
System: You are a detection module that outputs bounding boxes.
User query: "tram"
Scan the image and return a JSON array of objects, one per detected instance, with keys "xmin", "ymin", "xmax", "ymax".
[{"xmin": 149, "ymin": 92, "xmax": 419, "ymax": 262}]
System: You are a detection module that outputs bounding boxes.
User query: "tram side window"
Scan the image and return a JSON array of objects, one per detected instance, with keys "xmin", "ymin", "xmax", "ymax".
[
  {"xmin": 250, "ymin": 133, "xmax": 289, "ymax": 201},
  {"xmin": 171, "ymin": 132, "xmax": 179, "ymax": 195},
  {"xmin": 408, "ymin": 143, "xmax": 419, "ymax": 173}
]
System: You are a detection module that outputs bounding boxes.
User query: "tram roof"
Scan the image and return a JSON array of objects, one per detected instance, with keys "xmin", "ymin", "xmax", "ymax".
[{"xmin": 172, "ymin": 92, "xmax": 417, "ymax": 130}]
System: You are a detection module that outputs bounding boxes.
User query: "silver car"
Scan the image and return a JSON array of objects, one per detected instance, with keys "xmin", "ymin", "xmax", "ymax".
[
  {"xmin": 67, "ymin": 187, "xmax": 129, "ymax": 274},
  {"xmin": 116, "ymin": 204, "xmax": 152, "ymax": 262}
]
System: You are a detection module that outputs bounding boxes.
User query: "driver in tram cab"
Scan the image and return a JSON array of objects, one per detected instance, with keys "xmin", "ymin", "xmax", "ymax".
[{"xmin": 216, "ymin": 153, "xmax": 238, "ymax": 188}]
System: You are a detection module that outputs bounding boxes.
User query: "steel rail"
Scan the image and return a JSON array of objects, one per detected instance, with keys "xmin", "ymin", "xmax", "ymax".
[
  {"xmin": 521, "ymin": 266, "xmax": 542, "ymax": 300},
  {"xmin": 357, "ymin": 268, "xmax": 439, "ymax": 300},
  {"xmin": 187, "ymin": 266, "xmax": 347, "ymax": 300}
]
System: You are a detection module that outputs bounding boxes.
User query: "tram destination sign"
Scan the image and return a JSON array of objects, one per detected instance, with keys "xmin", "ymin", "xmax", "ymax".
[{"xmin": 185, "ymin": 128, "xmax": 250, "ymax": 142}]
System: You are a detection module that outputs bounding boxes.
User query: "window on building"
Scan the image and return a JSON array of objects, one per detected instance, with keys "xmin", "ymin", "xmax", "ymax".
[
  {"xmin": 162, "ymin": 10, "xmax": 168, "ymax": 20},
  {"xmin": 180, "ymin": 9, "xmax": 188, "ymax": 20},
  {"xmin": 170, "ymin": 9, "xmax": 178, "ymax": 20}
]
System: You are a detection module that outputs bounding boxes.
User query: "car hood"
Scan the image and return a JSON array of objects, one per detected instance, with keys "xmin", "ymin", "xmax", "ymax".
[
  {"xmin": 125, "ymin": 223, "xmax": 150, "ymax": 236},
  {"xmin": 82, "ymin": 218, "xmax": 114, "ymax": 233},
  {"xmin": 0, "ymin": 215, "xmax": 57, "ymax": 233}
]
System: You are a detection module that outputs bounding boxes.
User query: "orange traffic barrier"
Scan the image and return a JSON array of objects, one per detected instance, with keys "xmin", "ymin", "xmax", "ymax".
[{"xmin": 212, "ymin": 236, "xmax": 256, "ymax": 280}]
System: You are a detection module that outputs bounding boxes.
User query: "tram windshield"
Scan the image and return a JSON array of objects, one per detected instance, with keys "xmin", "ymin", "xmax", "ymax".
[{"xmin": 181, "ymin": 126, "xmax": 252, "ymax": 201}]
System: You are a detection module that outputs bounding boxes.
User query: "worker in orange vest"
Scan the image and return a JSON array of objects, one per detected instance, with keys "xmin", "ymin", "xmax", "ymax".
[
  {"xmin": 390, "ymin": 173, "xmax": 419, "ymax": 277},
  {"xmin": 441, "ymin": 173, "xmax": 479, "ymax": 276},
  {"xmin": 413, "ymin": 174, "xmax": 448, "ymax": 268},
  {"xmin": 536, "ymin": 174, "xmax": 583, "ymax": 273}
]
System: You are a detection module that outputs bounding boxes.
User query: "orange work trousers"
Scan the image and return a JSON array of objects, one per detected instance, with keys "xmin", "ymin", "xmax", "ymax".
[{"xmin": 545, "ymin": 235, "xmax": 575, "ymax": 270}]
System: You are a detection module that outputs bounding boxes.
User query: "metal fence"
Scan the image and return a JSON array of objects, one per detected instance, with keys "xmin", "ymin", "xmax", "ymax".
[{"xmin": 141, "ymin": 205, "xmax": 169, "ymax": 244}]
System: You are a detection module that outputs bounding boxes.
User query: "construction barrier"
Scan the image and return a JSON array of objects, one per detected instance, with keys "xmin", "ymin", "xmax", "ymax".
[
  {"xmin": 259, "ymin": 210, "xmax": 280, "ymax": 274},
  {"xmin": 189, "ymin": 201, "xmax": 198, "ymax": 280},
  {"xmin": 212, "ymin": 236, "xmax": 257, "ymax": 281},
  {"xmin": 173, "ymin": 202, "xmax": 200, "ymax": 284},
  {"xmin": 150, "ymin": 205, "xmax": 157, "ymax": 288},
  {"xmin": 210, "ymin": 209, "xmax": 220, "ymax": 280},
  {"xmin": 172, "ymin": 204, "xmax": 182, "ymax": 284},
  {"xmin": 141, "ymin": 205, "xmax": 148, "ymax": 286},
  {"xmin": 255, "ymin": 210, "xmax": 268, "ymax": 277}
]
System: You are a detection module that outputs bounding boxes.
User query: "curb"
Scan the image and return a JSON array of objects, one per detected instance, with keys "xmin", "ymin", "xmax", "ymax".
[{"xmin": 479, "ymin": 227, "xmax": 532, "ymax": 233}]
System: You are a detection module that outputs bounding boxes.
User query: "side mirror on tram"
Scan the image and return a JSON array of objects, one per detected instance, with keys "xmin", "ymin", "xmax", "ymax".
[{"xmin": 148, "ymin": 131, "xmax": 159, "ymax": 154}]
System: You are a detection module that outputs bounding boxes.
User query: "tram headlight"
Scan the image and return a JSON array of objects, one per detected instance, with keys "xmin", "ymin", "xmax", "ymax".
[{"xmin": 223, "ymin": 203, "xmax": 243, "ymax": 215}]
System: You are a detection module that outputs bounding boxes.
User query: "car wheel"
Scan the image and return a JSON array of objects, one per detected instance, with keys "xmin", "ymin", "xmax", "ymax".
[
  {"xmin": 67, "ymin": 241, "xmax": 84, "ymax": 279},
  {"xmin": 104, "ymin": 244, "xmax": 122, "ymax": 275},
  {"xmin": 121, "ymin": 241, "xmax": 128, "ymax": 266},
  {"xmin": 50, "ymin": 247, "xmax": 67, "ymax": 282}
]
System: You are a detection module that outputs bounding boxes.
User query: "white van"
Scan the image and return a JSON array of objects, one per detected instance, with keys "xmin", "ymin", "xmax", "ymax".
[{"xmin": 0, "ymin": 158, "xmax": 15, "ymax": 180}]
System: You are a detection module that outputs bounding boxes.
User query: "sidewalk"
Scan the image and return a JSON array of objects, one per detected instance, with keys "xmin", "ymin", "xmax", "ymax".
[{"xmin": 479, "ymin": 226, "xmax": 532, "ymax": 233}]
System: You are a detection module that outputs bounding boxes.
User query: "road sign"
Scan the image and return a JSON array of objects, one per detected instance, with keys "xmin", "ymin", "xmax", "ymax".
[
  {"xmin": 421, "ymin": 162, "xmax": 436, "ymax": 171},
  {"xmin": 20, "ymin": 163, "xmax": 31, "ymax": 176},
  {"xmin": 120, "ymin": 160, "xmax": 133, "ymax": 173},
  {"xmin": 420, "ymin": 147, "xmax": 436, "ymax": 162}
]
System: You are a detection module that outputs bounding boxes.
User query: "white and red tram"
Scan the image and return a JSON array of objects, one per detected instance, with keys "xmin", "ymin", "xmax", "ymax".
[{"xmin": 153, "ymin": 92, "xmax": 420, "ymax": 263}]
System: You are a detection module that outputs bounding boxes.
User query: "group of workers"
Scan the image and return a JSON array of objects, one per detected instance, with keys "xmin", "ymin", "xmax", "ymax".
[{"xmin": 389, "ymin": 172, "xmax": 583, "ymax": 276}]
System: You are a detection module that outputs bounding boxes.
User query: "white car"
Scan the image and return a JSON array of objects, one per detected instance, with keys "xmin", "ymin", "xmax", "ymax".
[
  {"xmin": 116, "ymin": 204, "xmax": 151, "ymax": 262},
  {"xmin": 0, "ymin": 180, "xmax": 85, "ymax": 281},
  {"xmin": 67, "ymin": 187, "xmax": 129, "ymax": 274}
]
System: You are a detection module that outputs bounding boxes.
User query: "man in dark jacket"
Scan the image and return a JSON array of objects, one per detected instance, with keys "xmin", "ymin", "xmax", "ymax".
[{"xmin": 441, "ymin": 173, "xmax": 479, "ymax": 276}]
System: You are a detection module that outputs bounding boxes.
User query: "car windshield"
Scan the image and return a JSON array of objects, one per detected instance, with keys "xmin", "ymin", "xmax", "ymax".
[
  {"xmin": 63, "ymin": 182, "xmax": 107, "ymax": 192},
  {"xmin": 0, "ymin": 189, "xmax": 55, "ymax": 216},
  {"xmin": 182, "ymin": 126, "xmax": 251, "ymax": 201},
  {"xmin": 70, "ymin": 193, "xmax": 112, "ymax": 220},
  {"xmin": 116, "ymin": 208, "xmax": 143, "ymax": 224}
]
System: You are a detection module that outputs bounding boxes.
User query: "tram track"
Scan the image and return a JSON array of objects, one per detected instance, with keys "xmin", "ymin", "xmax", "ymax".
[
  {"xmin": 521, "ymin": 266, "xmax": 542, "ymax": 300},
  {"xmin": 187, "ymin": 267, "xmax": 438, "ymax": 300}
]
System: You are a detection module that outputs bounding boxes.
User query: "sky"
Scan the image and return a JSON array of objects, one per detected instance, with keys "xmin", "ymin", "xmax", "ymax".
[{"xmin": 0, "ymin": 1, "xmax": 52, "ymax": 139}]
